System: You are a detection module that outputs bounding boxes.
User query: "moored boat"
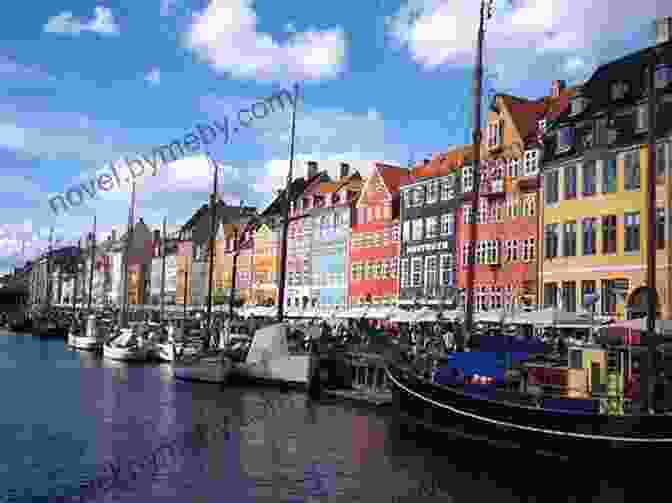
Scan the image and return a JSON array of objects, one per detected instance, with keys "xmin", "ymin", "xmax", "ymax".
[
  {"xmin": 67, "ymin": 314, "xmax": 106, "ymax": 351},
  {"xmin": 173, "ymin": 350, "xmax": 233, "ymax": 383},
  {"xmin": 103, "ymin": 328, "xmax": 149, "ymax": 361}
]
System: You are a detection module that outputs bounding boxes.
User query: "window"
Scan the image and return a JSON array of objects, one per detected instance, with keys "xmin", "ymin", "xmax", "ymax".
[
  {"xmin": 544, "ymin": 283, "xmax": 558, "ymax": 308},
  {"xmin": 440, "ymin": 213, "xmax": 454, "ymax": 235},
  {"xmin": 440, "ymin": 181, "xmax": 451, "ymax": 200},
  {"xmin": 582, "ymin": 161, "xmax": 596, "ymax": 196},
  {"xmin": 556, "ymin": 127, "xmax": 575, "ymax": 153},
  {"xmin": 427, "ymin": 181, "xmax": 439, "ymax": 203},
  {"xmin": 411, "ymin": 188, "xmax": 424, "ymax": 207},
  {"xmin": 505, "ymin": 240, "xmax": 514, "ymax": 262},
  {"xmin": 624, "ymin": 212, "xmax": 640, "ymax": 252},
  {"xmin": 425, "ymin": 256, "xmax": 438, "ymax": 288},
  {"xmin": 478, "ymin": 198, "xmax": 488, "ymax": 224},
  {"xmin": 412, "ymin": 219, "xmax": 423, "ymax": 241},
  {"xmin": 440, "ymin": 254, "xmax": 454, "ymax": 286},
  {"xmin": 570, "ymin": 97, "xmax": 587, "ymax": 116},
  {"xmin": 462, "ymin": 166, "xmax": 474, "ymax": 192},
  {"xmin": 595, "ymin": 117, "xmax": 608, "ymax": 146},
  {"xmin": 636, "ymin": 105, "xmax": 648, "ymax": 131},
  {"xmin": 404, "ymin": 191, "xmax": 411, "ymax": 208},
  {"xmin": 657, "ymin": 208, "xmax": 666, "ymax": 250},
  {"xmin": 463, "ymin": 205, "xmax": 474, "ymax": 225},
  {"xmin": 462, "ymin": 242, "xmax": 474, "ymax": 267},
  {"xmin": 655, "ymin": 64, "xmax": 672, "ymax": 89},
  {"xmin": 425, "ymin": 216, "xmax": 438, "ymax": 239},
  {"xmin": 411, "ymin": 258, "xmax": 422, "ymax": 287},
  {"xmin": 476, "ymin": 241, "xmax": 487, "ymax": 264},
  {"xmin": 562, "ymin": 281, "xmax": 577, "ymax": 312},
  {"xmin": 402, "ymin": 220, "xmax": 410, "ymax": 242},
  {"xmin": 486, "ymin": 240, "xmax": 498, "ymax": 264},
  {"xmin": 602, "ymin": 215, "xmax": 617, "ymax": 254},
  {"xmin": 657, "ymin": 143, "xmax": 668, "ymax": 177},
  {"xmin": 521, "ymin": 238, "xmax": 532, "ymax": 262},
  {"xmin": 582, "ymin": 281, "xmax": 596, "ymax": 309},
  {"xmin": 488, "ymin": 121, "xmax": 502, "ymax": 149},
  {"xmin": 400, "ymin": 259, "xmax": 409, "ymax": 288},
  {"xmin": 565, "ymin": 164, "xmax": 577, "ymax": 199},
  {"xmin": 601, "ymin": 279, "xmax": 623, "ymax": 315},
  {"xmin": 602, "ymin": 159, "xmax": 617, "ymax": 193},
  {"xmin": 545, "ymin": 224, "xmax": 559, "ymax": 259},
  {"xmin": 560, "ymin": 221, "xmax": 574, "ymax": 257},
  {"xmin": 523, "ymin": 149, "xmax": 540, "ymax": 176},
  {"xmin": 545, "ymin": 170, "xmax": 559, "ymax": 205},
  {"xmin": 611, "ymin": 81, "xmax": 629, "ymax": 100},
  {"xmin": 582, "ymin": 218, "xmax": 596, "ymax": 255},
  {"xmin": 624, "ymin": 151, "xmax": 640, "ymax": 190}
]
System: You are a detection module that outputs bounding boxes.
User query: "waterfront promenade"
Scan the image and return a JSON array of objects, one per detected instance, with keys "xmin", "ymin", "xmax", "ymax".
[{"xmin": 0, "ymin": 329, "xmax": 638, "ymax": 502}]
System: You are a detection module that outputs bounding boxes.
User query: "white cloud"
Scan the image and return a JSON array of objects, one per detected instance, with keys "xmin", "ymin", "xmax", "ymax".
[
  {"xmin": 386, "ymin": 0, "xmax": 664, "ymax": 68},
  {"xmin": 44, "ymin": 6, "xmax": 120, "ymax": 37},
  {"xmin": 183, "ymin": 0, "xmax": 347, "ymax": 82},
  {"xmin": 145, "ymin": 68, "xmax": 161, "ymax": 86}
]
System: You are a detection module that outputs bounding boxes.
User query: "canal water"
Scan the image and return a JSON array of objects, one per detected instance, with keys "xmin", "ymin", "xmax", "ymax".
[{"xmin": 0, "ymin": 330, "xmax": 642, "ymax": 502}]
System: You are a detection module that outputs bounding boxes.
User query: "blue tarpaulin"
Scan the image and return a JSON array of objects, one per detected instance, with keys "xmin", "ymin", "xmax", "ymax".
[{"xmin": 434, "ymin": 352, "xmax": 530, "ymax": 386}]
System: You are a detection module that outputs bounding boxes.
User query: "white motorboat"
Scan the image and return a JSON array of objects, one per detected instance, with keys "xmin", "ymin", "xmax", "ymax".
[
  {"xmin": 103, "ymin": 328, "xmax": 150, "ymax": 361},
  {"xmin": 234, "ymin": 323, "xmax": 318, "ymax": 388},
  {"xmin": 67, "ymin": 315, "xmax": 106, "ymax": 351},
  {"xmin": 172, "ymin": 350, "xmax": 233, "ymax": 383}
]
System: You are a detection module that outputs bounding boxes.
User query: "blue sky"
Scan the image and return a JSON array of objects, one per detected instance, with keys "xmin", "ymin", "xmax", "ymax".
[{"xmin": 0, "ymin": 0, "xmax": 668, "ymax": 272}]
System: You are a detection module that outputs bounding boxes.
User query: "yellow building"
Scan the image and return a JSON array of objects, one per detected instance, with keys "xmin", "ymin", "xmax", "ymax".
[{"xmin": 541, "ymin": 144, "xmax": 672, "ymax": 318}]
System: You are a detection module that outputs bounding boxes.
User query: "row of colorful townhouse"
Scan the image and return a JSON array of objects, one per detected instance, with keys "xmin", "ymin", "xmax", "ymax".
[{"xmin": 28, "ymin": 21, "xmax": 672, "ymax": 319}]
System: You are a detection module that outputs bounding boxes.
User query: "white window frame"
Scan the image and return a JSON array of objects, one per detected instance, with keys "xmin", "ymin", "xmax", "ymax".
[
  {"xmin": 425, "ymin": 255, "xmax": 438, "ymax": 289},
  {"xmin": 425, "ymin": 216, "xmax": 438, "ymax": 239},
  {"xmin": 463, "ymin": 205, "xmax": 473, "ymax": 225},
  {"xmin": 411, "ymin": 257, "xmax": 422, "ymax": 287},
  {"xmin": 462, "ymin": 165, "xmax": 474, "ymax": 192},
  {"xmin": 412, "ymin": 218, "xmax": 424, "ymax": 241},
  {"xmin": 477, "ymin": 241, "xmax": 487, "ymax": 264},
  {"xmin": 441, "ymin": 213, "xmax": 454, "ymax": 235},
  {"xmin": 523, "ymin": 149, "xmax": 540, "ymax": 176},
  {"xmin": 636, "ymin": 105, "xmax": 649, "ymax": 132},
  {"xmin": 439, "ymin": 253, "xmax": 453, "ymax": 287},
  {"xmin": 427, "ymin": 181, "xmax": 439, "ymax": 203},
  {"xmin": 402, "ymin": 220, "xmax": 410, "ymax": 242},
  {"xmin": 486, "ymin": 240, "xmax": 498, "ymax": 264},
  {"xmin": 488, "ymin": 121, "xmax": 503, "ymax": 149}
]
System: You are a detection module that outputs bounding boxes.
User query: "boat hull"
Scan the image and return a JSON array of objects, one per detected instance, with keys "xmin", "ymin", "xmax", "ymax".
[
  {"xmin": 386, "ymin": 363, "xmax": 672, "ymax": 458},
  {"xmin": 173, "ymin": 354, "xmax": 232, "ymax": 383},
  {"xmin": 67, "ymin": 333, "xmax": 103, "ymax": 351},
  {"xmin": 149, "ymin": 342, "xmax": 175, "ymax": 362},
  {"xmin": 234, "ymin": 354, "xmax": 317, "ymax": 389},
  {"xmin": 103, "ymin": 343, "xmax": 149, "ymax": 361}
]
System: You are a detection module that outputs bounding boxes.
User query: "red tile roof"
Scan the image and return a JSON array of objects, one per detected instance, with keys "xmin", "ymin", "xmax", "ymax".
[
  {"xmin": 376, "ymin": 165, "xmax": 412, "ymax": 194},
  {"xmin": 411, "ymin": 146, "xmax": 474, "ymax": 179}
]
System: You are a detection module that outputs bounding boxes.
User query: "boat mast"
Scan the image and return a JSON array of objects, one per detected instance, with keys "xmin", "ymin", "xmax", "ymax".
[
  {"xmin": 120, "ymin": 182, "xmax": 136, "ymax": 328},
  {"xmin": 644, "ymin": 48, "xmax": 660, "ymax": 413},
  {"xmin": 206, "ymin": 153, "xmax": 219, "ymax": 331},
  {"xmin": 87, "ymin": 215, "xmax": 96, "ymax": 312},
  {"xmin": 160, "ymin": 216, "xmax": 167, "ymax": 323},
  {"xmin": 277, "ymin": 83, "xmax": 300, "ymax": 321},
  {"xmin": 462, "ymin": 0, "xmax": 492, "ymax": 351}
]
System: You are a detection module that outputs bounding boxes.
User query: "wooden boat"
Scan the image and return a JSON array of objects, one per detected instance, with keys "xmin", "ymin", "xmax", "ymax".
[
  {"xmin": 67, "ymin": 315, "xmax": 106, "ymax": 351},
  {"xmin": 103, "ymin": 329, "xmax": 149, "ymax": 361},
  {"xmin": 173, "ymin": 350, "xmax": 233, "ymax": 383},
  {"xmin": 386, "ymin": 360, "xmax": 672, "ymax": 458}
]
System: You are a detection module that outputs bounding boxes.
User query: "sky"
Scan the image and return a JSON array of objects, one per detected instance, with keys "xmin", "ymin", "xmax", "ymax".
[{"xmin": 0, "ymin": 0, "xmax": 669, "ymax": 272}]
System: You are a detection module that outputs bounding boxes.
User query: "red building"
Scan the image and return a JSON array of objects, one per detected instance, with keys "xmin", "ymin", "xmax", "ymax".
[{"xmin": 349, "ymin": 163, "xmax": 411, "ymax": 306}]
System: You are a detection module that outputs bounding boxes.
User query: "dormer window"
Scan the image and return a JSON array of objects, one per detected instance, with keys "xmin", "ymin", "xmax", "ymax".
[
  {"xmin": 556, "ymin": 127, "xmax": 575, "ymax": 153},
  {"xmin": 655, "ymin": 64, "xmax": 672, "ymax": 89},
  {"xmin": 611, "ymin": 81, "xmax": 629, "ymax": 101},
  {"xmin": 487, "ymin": 121, "xmax": 503, "ymax": 149},
  {"xmin": 570, "ymin": 96, "xmax": 588, "ymax": 116}
]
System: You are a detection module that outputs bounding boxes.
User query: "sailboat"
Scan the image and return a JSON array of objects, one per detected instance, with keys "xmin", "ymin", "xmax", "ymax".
[
  {"xmin": 384, "ymin": 2, "xmax": 672, "ymax": 457},
  {"xmin": 103, "ymin": 327, "xmax": 150, "ymax": 361},
  {"xmin": 173, "ymin": 153, "xmax": 234, "ymax": 382}
]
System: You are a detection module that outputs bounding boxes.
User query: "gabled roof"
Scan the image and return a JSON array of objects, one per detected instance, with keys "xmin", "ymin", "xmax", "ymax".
[
  {"xmin": 412, "ymin": 146, "xmax": 474, "ymax": 179},
  {"xmin": 378, "ymin": 165, "xmax": 412, "ymax": 193},
  {"xmin": 260, "ymin": 171, "xmax": 329, "ymax": 217}
]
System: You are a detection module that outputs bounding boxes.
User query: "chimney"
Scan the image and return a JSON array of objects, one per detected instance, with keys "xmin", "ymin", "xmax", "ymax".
[
  {"xmin": 340, "ymin": 162, "xmax": 350, "ymax": 179},
  {"xmin": 306, "ymin": 161, "xmax": 318, "ymax": 180},
  {"xmin": 656, "ymin": 17, "xmax": 672, "ymax": 45},
  {"xmin": 551, "ymin": 79, "xmax": 566, "ymax": 98},
  {"xmin": 424, "ymin": 159, "xmax": 430, "ymax": 166}
]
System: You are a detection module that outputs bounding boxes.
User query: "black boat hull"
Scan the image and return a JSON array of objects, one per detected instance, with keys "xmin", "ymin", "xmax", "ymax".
[{"xmin": 386, "ymin": 363, "xmax": 672, "ymax": 458}]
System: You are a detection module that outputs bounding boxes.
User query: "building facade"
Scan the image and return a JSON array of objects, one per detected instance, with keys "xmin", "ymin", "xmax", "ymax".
[
  {"xmin": 541, "ymin": 30, "xmax": 672, "ymax": 318},
  {"xmin": 286, "ymin": 161, "xmax": 361, "ymax": 311},
  {"xmin": 399, "ymin": 150, "xmax": 466, "ymax": 306},
  {"xmin": 252, "ymin": 224, "xmax": 280, "ymax": 305},
  {"xmin": 350, "ymin": 163, "xmax": 410, "ymax": 306}
]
